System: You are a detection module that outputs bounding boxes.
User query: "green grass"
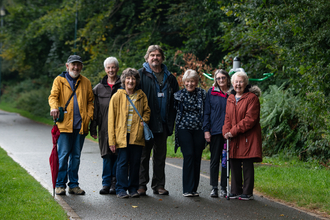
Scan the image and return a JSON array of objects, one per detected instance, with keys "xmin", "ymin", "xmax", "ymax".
[
  {"xmin": 255, "ymin": 156, "xmax": 330, "ymax": 216},
  {"xmin": 166, "ymin": 133, "xmax": 211, "ymax": 160},
  {"xmin": 0, "ymin": 147, "xmax": 68, "ymax": 220},
  {"xmin": 0, "ymin": 101, "xmax": 54, "ymax": 126}
]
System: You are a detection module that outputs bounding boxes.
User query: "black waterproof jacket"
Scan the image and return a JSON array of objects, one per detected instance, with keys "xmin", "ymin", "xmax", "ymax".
[
  {"xmin": 90, "ymin": 75, "xmax": 121, "ymax": 157},
  {"xmin": 138, "ymin": 67, "xmax": 179, "ymax": 135}
]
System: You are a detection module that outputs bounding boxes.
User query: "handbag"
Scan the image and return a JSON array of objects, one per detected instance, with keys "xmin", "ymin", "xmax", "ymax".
[
  {"xmin": 126, "ymin": 94, "xmax": 154, "ymax": 142},
  {"xmin": 56, "ymin": 81, "xmax": 80, "ymax": 122}
]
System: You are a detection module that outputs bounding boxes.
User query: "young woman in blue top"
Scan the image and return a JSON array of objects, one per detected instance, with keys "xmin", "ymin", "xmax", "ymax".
[{"xmin": 203, "ymin": 69, "xmax": 231, "ymax": 197}]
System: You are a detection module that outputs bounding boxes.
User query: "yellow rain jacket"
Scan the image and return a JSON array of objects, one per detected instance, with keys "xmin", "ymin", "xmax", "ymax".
[
  {"xmin": 108, "ymin": 88, "xmax": 150, "ymax": 148},
  {"xmin": 48, "ymin": 72, "xmax": 94, "ymax": 135}
]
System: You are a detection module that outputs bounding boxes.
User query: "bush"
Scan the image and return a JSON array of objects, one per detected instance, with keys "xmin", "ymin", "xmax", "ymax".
[
  {"xmin": 15, "ymin": 87, "xmax": 51, "ymax": 119},
  {"xmin": 1, "ymin": 79, "xmax": 51, "ymax": 119},
  {"xmin": 260, "ymin": 85, "xmax": 330, "ymax": 164}
]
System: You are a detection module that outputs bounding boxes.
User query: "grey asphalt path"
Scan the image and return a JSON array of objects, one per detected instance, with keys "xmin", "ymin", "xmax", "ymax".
[{"xmin": 0, "ymin": 109, "xmax": 325, "ymax": 220}]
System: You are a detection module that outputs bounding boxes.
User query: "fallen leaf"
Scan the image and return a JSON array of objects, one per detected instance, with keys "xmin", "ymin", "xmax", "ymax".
[{"xmin": 132, "ymin": 206, "xmax": 138, "ymax": 208}]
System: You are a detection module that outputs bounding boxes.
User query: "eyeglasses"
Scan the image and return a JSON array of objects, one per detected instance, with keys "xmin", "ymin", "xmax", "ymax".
[
  {"xmin": 234, "ymin": 81, "xmax": 245, "ymax": 84},
  {"xmin": 216, "ymin": 77, "xmax": 226, "ymax": 81}
]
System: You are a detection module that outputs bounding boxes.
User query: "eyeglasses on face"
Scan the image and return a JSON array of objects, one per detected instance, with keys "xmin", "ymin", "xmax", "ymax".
[{"xmin": 216, "ymin": 77, "xmax": 226, "ymax": 81}]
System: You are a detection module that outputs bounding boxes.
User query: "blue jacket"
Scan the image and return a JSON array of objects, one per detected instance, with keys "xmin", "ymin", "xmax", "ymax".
[{"xmin": 203, "ymin": 87, "xmax": 229, "ymax": 135}]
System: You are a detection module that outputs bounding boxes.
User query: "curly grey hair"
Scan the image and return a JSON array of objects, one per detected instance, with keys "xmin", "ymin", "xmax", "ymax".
[{"xmin": 120, "ymin": 68, "xmax": 141, "ymax": 90}]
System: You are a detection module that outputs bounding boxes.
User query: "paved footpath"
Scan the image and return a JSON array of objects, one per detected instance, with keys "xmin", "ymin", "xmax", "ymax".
[{"xmin": 0, "ymin": 109, "xmax": 326, "ymax": 220}]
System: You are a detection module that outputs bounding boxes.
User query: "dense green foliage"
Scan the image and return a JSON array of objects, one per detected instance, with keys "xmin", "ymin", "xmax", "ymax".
[{"xmin": 1, "ymin": 0, "xmax": 330, "ymax": 163}]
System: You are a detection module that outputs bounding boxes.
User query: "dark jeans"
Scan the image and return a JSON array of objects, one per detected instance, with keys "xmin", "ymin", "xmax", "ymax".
[
  {"xmin": 56, "ymin": 129, "xmax": 85, "ymax": 189},
  {"xmin": 102, "ymin": 154, "xmax": 117, "ymax": 187},
  {"xmin": 230, "ymin": 158, "xmax": 254, "ymax": 195},
  {"xmin": 116, "ymin": 134, "xmax": 143, "ymax": 194},
  {"xmin": 178, "ymin": 129, "xmax": 205, "ymax": 193},
  {"xmin": 210, "ymin": 134, "xmax": 227, "ymax": 189},
  {"xmin": 139, "ymin": 124, "xmax": 168, "ymax": 191}
]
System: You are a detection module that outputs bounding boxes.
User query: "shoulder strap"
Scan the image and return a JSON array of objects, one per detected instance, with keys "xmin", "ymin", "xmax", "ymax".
[
  {"xmin": 126, "ymin": 94, "xmax": 144, "ymax": 122},
  {"xmin": 64, "ymin": 80, "xmax": 80, "ymax": 111}
]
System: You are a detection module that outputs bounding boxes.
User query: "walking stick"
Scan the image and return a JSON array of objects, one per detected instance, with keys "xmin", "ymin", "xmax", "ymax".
[{"xmin": 226, "ymin": 138, "xmax": 230, "ymax": 200}]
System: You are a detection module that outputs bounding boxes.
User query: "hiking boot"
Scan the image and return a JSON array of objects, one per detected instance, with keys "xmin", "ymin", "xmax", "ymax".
[
  {"xmin": 68, "ymin": 187, "xmax": 85, "ymax": 195},
  {"xmin": 239, "ymin": 194, "xmax": 254, "ymax": 200},
  {"xmin": 137, "ymin": 188, "xmax": 146, "ymax": 196},
  {"xmin": 55, "ymin": 187, "xmax": 66, "ymax": 195},
  {"xmin": 99, "ymin": 186, "xmax": 110, "ymax": 195},
  {"xmin": 109, "ymin": 177, "xmax": 116, "ymax": 194}
]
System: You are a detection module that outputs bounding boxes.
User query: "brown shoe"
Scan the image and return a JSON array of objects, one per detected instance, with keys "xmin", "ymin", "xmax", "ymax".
[
  {"xmin": 137, "ymin": 188, "xmax": 146, "ymax": 196},
  {"xmin": 68, "ymin": 187, "xmax": 85, "ymax": 195},
  {"xmin": 153, "ymin": 188, "xmax": 169, "ymax": 195}
]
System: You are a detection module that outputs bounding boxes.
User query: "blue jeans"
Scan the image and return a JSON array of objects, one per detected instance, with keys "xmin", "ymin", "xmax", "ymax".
[
  {"xmin": 102, "ymin": 154, "xmax": 117, "ymax": 186},
  {"xmin": 56, "ymin": 129, "xmax": 85, "ymax": 189},
  {"xmin": 116, "ymin": 134, "xmax": 143, "ymax": 194}
]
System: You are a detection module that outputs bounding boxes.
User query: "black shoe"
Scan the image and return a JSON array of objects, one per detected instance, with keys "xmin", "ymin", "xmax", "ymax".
[
  {"xmin": 227, "ymin": 193, "xmax": 240, "ymax": 199},
  {"xmin": 109, "ymin": 177, "xmax": 116, "ymax": 194},
  {"xmin": 210, "ymin": 188, "xmax": 218, "ymax": 198},
  {"xmin": 192, "ymin": 192, "xmax": 199, "ymax": 197},
  {"xmin": 99, "ymin": 186, "xmax": 110, "ymax": 195}
]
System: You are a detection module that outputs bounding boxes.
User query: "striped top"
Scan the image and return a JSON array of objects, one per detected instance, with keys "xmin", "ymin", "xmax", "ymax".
[{"xmin": 127, "ymin": 92, "xmax": 137, "ymax": 133}]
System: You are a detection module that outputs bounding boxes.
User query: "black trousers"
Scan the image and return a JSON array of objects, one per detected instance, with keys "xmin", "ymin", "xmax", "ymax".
[
  {"xmin": 230, "ymin": 158, "xmax": 254, "ymax": 195},
  {"xmin": 209, "ymin": 134, "xmax": 227, "ymax": 189},
  {"xmin": 178, "ymin": 129, "xmax": 205, "ymax": 193},
  {"xmin": 139, "ymin": 124, "xmax": 168, "ymax": 191}
]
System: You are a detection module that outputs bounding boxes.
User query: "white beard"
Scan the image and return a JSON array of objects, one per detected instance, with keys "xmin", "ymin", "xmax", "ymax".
[{"xmin": 69, "ymin": 71, "xmax": 80, "ymax": 78}]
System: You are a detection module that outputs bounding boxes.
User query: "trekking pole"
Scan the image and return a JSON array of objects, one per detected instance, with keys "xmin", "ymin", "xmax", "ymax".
[{"xmin": 226, "ymin": 138, "xmax": 230, "ymax": 200}]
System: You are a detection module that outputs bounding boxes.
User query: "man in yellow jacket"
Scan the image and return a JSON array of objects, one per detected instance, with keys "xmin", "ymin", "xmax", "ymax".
[{"xmin": 49, "ymin": 55, "xmax": 94, "ymax": 195}]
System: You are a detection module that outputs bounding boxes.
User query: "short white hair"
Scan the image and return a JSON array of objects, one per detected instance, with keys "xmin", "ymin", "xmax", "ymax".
[
  {"xmin": 182, "ymin": 69, "xmax": 199, "ymax": 83},
  {"xmin": 103, "ymin": 57, "xmax": 119, "ymax": 68},
  {"xmin": 231, "ymin": 71, "xmax": 249, "ymax": 85}
]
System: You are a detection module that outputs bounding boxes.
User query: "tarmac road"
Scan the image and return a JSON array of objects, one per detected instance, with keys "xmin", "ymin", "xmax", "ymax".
[{"xmin": 0, "ymin": 109, "xmax": 325, "ymax": 220}]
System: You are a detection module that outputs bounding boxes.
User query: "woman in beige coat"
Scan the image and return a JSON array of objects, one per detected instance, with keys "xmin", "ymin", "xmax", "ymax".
[{"xmin": 108, "ymin": 68, "xmax": 150, "ymax": 199}]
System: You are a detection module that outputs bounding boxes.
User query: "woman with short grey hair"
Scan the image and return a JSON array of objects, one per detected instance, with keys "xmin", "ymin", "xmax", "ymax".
[
  {"xmin": 223, "ymin": 71, "xmax": 262, "ymax": 201},
  {"xmin": 90, "ymin": 56, "xmax": 121, "ymax": 195},
  {"xmin": 174, "ymin": 69, "xmax": 206, "ymax": 197}
]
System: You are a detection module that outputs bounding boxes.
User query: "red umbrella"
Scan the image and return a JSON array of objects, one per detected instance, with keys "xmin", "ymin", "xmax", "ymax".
[{"xmin": 50, "ymin": 124, "xmax": 60, "ymax": 197}]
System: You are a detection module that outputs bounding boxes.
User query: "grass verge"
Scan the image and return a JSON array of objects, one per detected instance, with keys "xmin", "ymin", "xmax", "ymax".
[
  {"xmin": 0, "ymin": 147, "xmax": 68, "ymax": 220},
  {"xmin": 255, "ymin": 156, "xmax": 330, "ymax": 217}
]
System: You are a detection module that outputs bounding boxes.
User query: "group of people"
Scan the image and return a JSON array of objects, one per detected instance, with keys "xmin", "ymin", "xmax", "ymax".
[{"xmin": 48, "ymin": 45, "xmax": 262, "ymax": 201}]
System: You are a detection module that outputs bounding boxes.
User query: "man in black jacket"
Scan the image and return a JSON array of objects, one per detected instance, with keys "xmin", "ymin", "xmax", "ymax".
[{"xmin": 137, "ymin": 45, "xmax": 179, "ymax": 196}]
